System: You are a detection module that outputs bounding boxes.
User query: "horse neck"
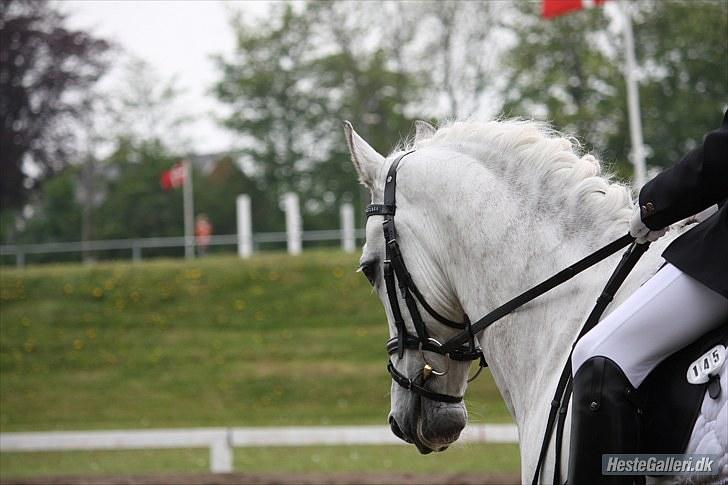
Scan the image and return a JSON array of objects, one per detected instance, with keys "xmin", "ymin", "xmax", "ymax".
[
  {"xmin": 449, "ymin": 194, "xmax": 606, "ymax": 422},
  {"xmin": 436, "ymin": 158, "xmax": 676, "ymax": 471}
]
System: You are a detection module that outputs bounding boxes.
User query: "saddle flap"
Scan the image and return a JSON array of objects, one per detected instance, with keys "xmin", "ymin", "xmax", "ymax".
[{"xmin": 639, "ymin": 321, "xmax": 728, "ymax": 455}]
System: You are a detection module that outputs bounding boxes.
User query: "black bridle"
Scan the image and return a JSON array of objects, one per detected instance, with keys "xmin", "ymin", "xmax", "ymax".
[
  {"xmin": 366, "ymin": 149, "xmax": 649, "ymax": 483},
  {"xmin": 367, "ymin": 151, "xmax": 486, "ymax": 404},
  {"xmin": 366, "ymin": 150, "xmax": 641, "ymax": 401}
]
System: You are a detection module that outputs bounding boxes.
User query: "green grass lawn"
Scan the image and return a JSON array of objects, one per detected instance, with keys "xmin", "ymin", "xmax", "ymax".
[
  {"xmin": 0, "ymin": 443, "xmax": 521, "ymax": 477},
  {"xmin": 0, "ymin": 252, "xmax": 516, "ymax": 476}
]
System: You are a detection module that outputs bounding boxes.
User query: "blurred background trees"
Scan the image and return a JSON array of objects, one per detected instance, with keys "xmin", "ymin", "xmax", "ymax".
[
  {"xmin": 0, "ymin": 0, "xmax": 110, "ymax": 211},
  {"xmin": 1, "ymin": 0, "xmax": 726, "ymax": 253},
  {"xmin": 503, "ymin": 0, "xmax": 727, "ymax": 176},
  {"xmin": 0, "ymin": 0, "xmax": 109, "ymax": 242}
]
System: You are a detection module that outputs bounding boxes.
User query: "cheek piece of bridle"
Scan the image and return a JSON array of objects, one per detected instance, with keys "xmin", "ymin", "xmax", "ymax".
[
  {"xmin": 366, "ymin": 151, "xmax": 487, "ymax": 405},
  {"xmin": 366, "ymin": 150, "xmax": 646, "ymax": 414}
]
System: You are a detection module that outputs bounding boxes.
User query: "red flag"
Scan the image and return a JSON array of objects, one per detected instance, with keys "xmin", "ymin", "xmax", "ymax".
[
  {"xmin": 160, "ymin": 162, "xmax": 186, "ymax": 190},
  {"xmin": 543, "ymin": 0, "xmax": 606, "ymax": 19}
]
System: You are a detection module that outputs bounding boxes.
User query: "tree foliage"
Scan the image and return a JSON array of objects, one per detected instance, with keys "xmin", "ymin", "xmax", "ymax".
[
  {"xmin": 633, "ymin": 1, "xmax": 728, "ymax": 166},
  {"xmin": 503, "ymin": 0, "xmax": 727, "ymax": 177},
  {"xmin": 0, "ymin": 0, "xmax": 110, "ymax": 210},
  {"xmin": 6, "ymin": 0, "xmax": 727, "ymax": 254},
  {"xmin": 214, "ymin": 2, "xmax": 421, "ymax": 229}
]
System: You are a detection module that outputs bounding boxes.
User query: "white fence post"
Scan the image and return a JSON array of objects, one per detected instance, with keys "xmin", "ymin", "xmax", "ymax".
[
  {"xmin": 210, "ymin": 432, "xmax": 233, "ymax": 473},
  {"xmin": 340, "ymin": 203, "xmax": 355, "ymax": 253},
  {"xmin": 282, "ymin": 192, "xmax": 302, "ymax": 255},
  {"xmin": 236, "ymin": 195, "xmax": 253, "ymax": 258}
]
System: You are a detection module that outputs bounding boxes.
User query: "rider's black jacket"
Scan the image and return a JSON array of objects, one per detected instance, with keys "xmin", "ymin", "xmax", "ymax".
[{"xmin": 639, "ymin": 109, "xmax": 728, "ymax": 298}]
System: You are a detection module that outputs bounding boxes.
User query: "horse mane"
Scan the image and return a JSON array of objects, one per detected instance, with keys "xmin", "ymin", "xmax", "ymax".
[{"xmin": 406, "ymin": 119, "xmax": 634, "ymax": 238}]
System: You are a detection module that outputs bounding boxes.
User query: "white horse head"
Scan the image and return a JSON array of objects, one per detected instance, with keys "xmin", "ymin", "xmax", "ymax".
[
  {"xmin": 345, "ymin": 120, "xmax": 477, "ymax": 453},
  {"xmin": 345, "ymin": 118, "xmax": 682, "ymax": 478}
]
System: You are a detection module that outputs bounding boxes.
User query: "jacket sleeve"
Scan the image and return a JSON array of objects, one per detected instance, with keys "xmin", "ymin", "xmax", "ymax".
[{"xmin": 638, "ymin": 109, "xmax": 728, "ymax": 230}]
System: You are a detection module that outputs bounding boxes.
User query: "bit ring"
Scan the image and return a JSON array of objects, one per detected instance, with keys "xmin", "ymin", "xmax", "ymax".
[{"xmin": 420, "ymin": 338, "xmax": 448, "ymax": 377}]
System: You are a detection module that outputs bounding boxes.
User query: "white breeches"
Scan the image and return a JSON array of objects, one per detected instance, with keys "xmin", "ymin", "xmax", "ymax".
[{"xmin": 572, "ymin": 263, "xmax": 728, "ymax": 388}]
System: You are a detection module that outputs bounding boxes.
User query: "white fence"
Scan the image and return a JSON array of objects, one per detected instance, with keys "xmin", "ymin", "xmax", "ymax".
[
  {"xmin": 1, "ymin": 197, "xmax": 361, "ymax": 267},
  {"xmin": 0, "ymin": 229, "xmax": 365, "ymax": 268},
  {"xmin": 0, "ymin": 424, "xmax": 518, "ymax": 473}
]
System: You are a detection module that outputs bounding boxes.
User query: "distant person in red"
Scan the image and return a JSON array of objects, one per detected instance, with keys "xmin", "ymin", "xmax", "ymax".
[{"xmin": 195, "ymin": 214, "xmax": 213, "ymax": 256}]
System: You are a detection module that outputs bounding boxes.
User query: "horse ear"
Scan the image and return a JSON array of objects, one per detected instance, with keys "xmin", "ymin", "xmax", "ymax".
[
  {"xmin": 414, "ymin": 120, "xmax": 436, "ymax": 142},
  {"xmin": 343, "ymin": 120, "xmax": 385, "ymax": 189}
]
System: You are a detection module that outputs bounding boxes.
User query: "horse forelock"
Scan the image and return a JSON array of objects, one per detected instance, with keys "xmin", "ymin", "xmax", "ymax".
[{"xmin": 396, "ymin": 118, "xmax": 634, "ymax": 239}]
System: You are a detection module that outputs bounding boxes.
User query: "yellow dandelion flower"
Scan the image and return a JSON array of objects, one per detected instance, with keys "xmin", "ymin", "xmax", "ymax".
[{"xmin": 185, "ymin": 269, "xmax": 202, "ymax": 280}]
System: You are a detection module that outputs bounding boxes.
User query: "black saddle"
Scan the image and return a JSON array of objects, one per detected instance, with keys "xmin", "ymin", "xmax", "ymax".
[{"xmin": 638, "ymin": 320, "xmax": 728, "ymax": 455}]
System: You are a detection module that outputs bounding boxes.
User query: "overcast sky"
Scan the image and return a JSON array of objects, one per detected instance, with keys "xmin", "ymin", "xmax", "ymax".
[{"xmin": 61, "ymin": 1, "xmax": 275, "ymax": 154}]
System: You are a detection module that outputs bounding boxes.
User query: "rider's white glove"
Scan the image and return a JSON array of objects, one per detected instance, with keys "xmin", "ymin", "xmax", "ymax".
[{"xmin": 629, "ymin": 205, "xmax": 668, "ymax": 244}]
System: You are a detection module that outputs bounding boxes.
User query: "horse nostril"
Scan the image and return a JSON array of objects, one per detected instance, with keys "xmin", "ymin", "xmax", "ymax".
[{"xmin": 389, "ymin": 416, "xmax": 412, "ymax": 443}]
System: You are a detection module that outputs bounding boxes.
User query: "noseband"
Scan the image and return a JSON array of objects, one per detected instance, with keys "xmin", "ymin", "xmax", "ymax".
[{"xmin": 366, "ymin": 151, "xmax": 487, "ymax": 404}]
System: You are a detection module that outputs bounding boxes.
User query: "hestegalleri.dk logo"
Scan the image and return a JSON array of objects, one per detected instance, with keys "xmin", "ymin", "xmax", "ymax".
[{"xmin": 602, "ymin": 454, "xmax": 721, "ymax": 476}]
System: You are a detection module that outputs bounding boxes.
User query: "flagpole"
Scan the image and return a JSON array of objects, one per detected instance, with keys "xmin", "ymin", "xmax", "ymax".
[
  {"xmin": 183, "ymin": 159, "xmax": 195, "ymax": 259},
  {"xmin": 620, "ymin": 0, "xmax": 647, "ymax": 189}
]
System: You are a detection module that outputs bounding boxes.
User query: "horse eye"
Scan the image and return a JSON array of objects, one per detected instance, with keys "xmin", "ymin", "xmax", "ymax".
[{"xmin": 359, "ymin": 263, "xmax": 377, "ymax": 286}]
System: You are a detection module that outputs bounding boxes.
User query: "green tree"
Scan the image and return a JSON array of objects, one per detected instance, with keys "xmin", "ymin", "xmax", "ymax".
[
  {"xmin": 214, "ymin": 5, "xmax": 320, "ymax": 195},
  {"xmin": 0, "ymin": 0, "xmax": 109, "ymax": 210},
  {"xmin": 503, "ymin": 2, "xmax": 626, "ymax": 168},
  {"xmin": 502, "ymin": 1, "xmax": 727, "ymax": 178},
  {"xmin": 633, "ymin": 1, "xmax": 728, "ymax": 166},
  {"xmin": 93, "ymin": 140, "xmax": 184, "ymax": 240},
  {"xmin": 195, "ymin": 157, "xmax": 278, "ymax": 233},
  {"xmin": 214, "ymin": 2, "xmax": 421, "ymax": 231},
  {"xmin": 16, "ymin": 168, "xmax": 82, "ymax": 245},
  {"xmin": 214, "ymin": 4, "xmax": 324, "ymax": 231}
]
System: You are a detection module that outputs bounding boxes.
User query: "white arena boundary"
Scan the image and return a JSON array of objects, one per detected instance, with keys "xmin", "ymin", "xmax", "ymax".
[{"xmin": 0, "ymin": 424, "xmax": 518, "ymax": 473}]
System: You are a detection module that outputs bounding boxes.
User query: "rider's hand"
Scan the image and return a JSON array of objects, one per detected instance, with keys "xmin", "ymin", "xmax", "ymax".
[{"xmin": 630, "ymin": 205, "xmax": 668, "ymax": 244}]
